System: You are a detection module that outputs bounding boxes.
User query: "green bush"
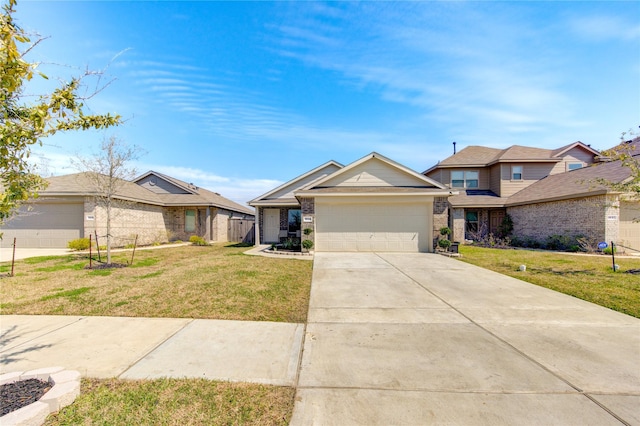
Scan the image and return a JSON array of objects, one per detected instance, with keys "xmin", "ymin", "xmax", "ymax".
[
  {"xmin": 302, "ymin": 239, "xmax": 314, "ymax": 250},
  {"xmin": 439, "ymin": 227, "xmax": 451, "ymax": 236},
  {"xmin": 189, "ymin": 235, "xmax": 208, "ymax": 246},
  {"xmin": 498, "ymin": 214, "xmax": 514, "ymax": 237},
  {"xmin": 603, "ymin": 247, "xmax": 617, "ymax": 255},
  {"xmin": 67, "ymin": 238, "xmax": 91, "ymax": 251},
  {"xmin": 438, "ymin": 239, "xmax": 452, "ymax": 249}
]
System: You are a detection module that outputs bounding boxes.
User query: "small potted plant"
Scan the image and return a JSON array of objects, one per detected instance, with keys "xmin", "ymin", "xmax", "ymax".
[{"xmin": 438, "ymin": 239, "xmax": 452, "ymax": 251}]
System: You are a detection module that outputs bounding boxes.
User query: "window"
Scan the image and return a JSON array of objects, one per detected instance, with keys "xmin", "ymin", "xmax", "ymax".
[
  {"xmin": 465, "ymin": 211, "xmax": 479, "ymax": 238},
  {"xmin": 511, "ymin": 166, "xmax": 523, "ymax": 180},
  {"xmin": 185, "ymin": 209, "xmax": 196, "ymax": 232},
  {"xmin": 568, "ymin": 162, "xmax": 582, "ymax": 171},
  {"xmin": 451, "ymin": 170, "xmax": 479, "ymax": 188},
  {"xmin": 288, "ymin": 209, "xmax": 301, "ymax": 233}
]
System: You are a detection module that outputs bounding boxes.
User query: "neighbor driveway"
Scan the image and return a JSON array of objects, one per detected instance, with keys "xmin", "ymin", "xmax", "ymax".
[{"xmin": 291, "ymin": 252, "xmax": 640, "ymax": 425}]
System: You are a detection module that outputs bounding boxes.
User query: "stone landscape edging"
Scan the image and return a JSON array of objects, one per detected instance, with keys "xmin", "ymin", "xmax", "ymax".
[{"xmin": 0, "ymin": 367, "xmax": 81, "ymax": 426}]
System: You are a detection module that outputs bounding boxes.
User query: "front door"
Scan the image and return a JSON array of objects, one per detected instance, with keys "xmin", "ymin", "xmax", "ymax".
[
  {"xmin": 489, "ymin": 210, "xmax": 505, "ymax": 235},
  {"xmin": 263, "ymin": 209, "xmax": 280, "ymax": 243}
]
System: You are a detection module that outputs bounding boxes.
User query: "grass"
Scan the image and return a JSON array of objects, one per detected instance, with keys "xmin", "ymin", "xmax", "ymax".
[
  {"xmin": 44, "ymin": 378, "xmax": 295, "ymax": 426},
  {"xmin": 458, "ymin": 245, "xmax": 640, "ymax": 318},
  {"xmin": 3, "ymin": 244, "xmax": 308, "ymax": 423},
  {"xmin": 1, "ymin": 243, "xmax": 312, "ymax": 323}
]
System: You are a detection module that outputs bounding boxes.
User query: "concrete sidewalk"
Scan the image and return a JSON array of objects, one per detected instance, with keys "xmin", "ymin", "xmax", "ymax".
[
  {"xmin": 0, "ymin": 316, "xmax": 304, "ymax": 386},
  {"xmin": 291, "ymin": 252, "xmax": 640, "ymax": 425}
]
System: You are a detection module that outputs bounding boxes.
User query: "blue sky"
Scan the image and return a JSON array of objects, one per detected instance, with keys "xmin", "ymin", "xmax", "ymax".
[{"xmin": 16, "ymin": 1, "xmax": 640, "ymax": 205}]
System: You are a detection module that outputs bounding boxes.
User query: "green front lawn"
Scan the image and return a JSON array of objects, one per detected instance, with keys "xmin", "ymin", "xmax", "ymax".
[
  {"xmin": 1, "ymin": 243, "xmax": 312, "ymax": 323},
  {"xmin": 458, "ymin": 245, "xmax": 640, "ymax": 318}
]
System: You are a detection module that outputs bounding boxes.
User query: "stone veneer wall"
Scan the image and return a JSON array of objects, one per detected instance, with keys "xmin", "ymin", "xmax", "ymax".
[
  {"xmin": 451, "ymin": 207, "xmax": 465, "ymax": 243},
  {"xmin": 507, "ymin": 195, "xmax": 618, "ymax": 243},
  {"xmin": 300, "ymin": 197, "xmax": 315, "ymax": 247},
  {"xmin": 432, "ymin": 197, "xmax": 449, "ymax": 247}
]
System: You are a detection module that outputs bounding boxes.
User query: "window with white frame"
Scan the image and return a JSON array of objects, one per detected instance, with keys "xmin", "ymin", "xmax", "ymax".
[
  {"xmin": 567, "ymin": 162, "xmax": 583, "ymax": 171},
  {"xmin": 185, "ymin": 209, "xmax": 196, "ymax": 232},
  {"xmin": 451, "ymin": 170, "xmax": 479, "ymax": 188},
  {"xmin": 511, "ymin": 166, "xmax": 523, "ymax": 180}
]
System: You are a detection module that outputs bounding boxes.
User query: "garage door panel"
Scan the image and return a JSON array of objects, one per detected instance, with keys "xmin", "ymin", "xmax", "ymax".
[
  {"xmin": 316, "ymin": 199, "xmax": 432, "ymax": 252},
  {"xmin": 1, "ymin": 203, "xmax": 83, "ymax": 248}
]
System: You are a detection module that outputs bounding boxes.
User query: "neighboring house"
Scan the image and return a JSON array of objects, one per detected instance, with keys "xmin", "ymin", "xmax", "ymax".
[
  {"xmin": 1, "ymin": 171, "xmax": 254, "ymax": 248},
  {"xmin": 249, "ymin": 152, "xmax": 454, "ymax": 252},
  {"xmin": 424, "ymin": 141, "xmax": 639, "ymax": 252}
]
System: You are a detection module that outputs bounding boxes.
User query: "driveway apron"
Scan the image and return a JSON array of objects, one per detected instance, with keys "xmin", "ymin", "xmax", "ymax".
[{"xmin": 291, "ymin": 252, "xmax": 640, "ymax": 425}]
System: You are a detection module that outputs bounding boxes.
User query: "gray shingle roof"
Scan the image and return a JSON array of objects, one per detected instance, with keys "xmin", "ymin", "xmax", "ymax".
[
  {"xmin": 448, "ymin": 190, "xmax": 508, "ymax": 208},
  {"xmin": 145, "ymin": 171, "xmax": 254, "ymax": 214},
  {"xmin": 40, "ymin": 172, "xmax": 254, "ymax": 216},
  {"xmin": 427, "ymin": 142, "xmax": 599, "ymax": 173},
  {"xmin": 506, "ymin": 158, "xmax": 634, "ymax": 206},
  {"xmin": 42, "ymin": 173, "xmax": 163, "ymax": 205}
]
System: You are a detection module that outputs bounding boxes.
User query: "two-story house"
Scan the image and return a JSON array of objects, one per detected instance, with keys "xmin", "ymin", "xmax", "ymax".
[{"xmin": 423, "ymin": 142, "xmax": 600, "ymax": 242}]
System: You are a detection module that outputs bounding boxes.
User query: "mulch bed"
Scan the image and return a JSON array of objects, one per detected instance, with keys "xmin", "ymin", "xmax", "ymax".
[
  {"xmin": 1, "ymin": 379, "xmax": 52, "ymax": 416},
  {"xmin": 84, "ymin": 262, "xmax": 128, "ymax": 270}
]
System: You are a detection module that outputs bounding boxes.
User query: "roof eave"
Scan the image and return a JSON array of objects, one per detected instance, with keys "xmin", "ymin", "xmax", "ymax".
[{"xmin": 506, "ymin": 189, "xmax": 612, "ymax": 207}]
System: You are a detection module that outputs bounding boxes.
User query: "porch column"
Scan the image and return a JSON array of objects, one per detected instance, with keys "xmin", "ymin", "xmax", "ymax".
[
  {"xmin": 205, "ymin": 207, "xmax": 212, "ymax": 241},
  {"xmin": 452, "ymin": 208, "xmax": 465, "ymax": 243},
  {"xmin": 254, "ymin": 207, "xmax": 261, "ymax": 246}
]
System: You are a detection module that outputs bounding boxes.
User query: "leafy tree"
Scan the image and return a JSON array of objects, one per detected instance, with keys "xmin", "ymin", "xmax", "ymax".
[
  {"xmin": 1, "ymin": 0, "xmax": 121, "ymax": 225},
  {"xmin": 598, "ymin": 129, "xmax": 640, "ymax": 199},
  {"xmin": 73, "ymin": 136, "xmax": 141, "ymax": 265},
  {"xmin": 593, "ymin": 129, "xmax": 640, "ymax": 226}
]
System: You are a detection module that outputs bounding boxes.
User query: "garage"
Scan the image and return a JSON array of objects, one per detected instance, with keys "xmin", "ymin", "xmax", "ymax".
[
  {"xmin": 619, "ymin": 201, "xmax": 640, "ymax": 252},
  {"xmin": 315, "ymin": 197, "xmax": 432, "ymax": 252},
  {"xmin": 1, "ymin": 202, "xmax": 84, "ymax": 248}
]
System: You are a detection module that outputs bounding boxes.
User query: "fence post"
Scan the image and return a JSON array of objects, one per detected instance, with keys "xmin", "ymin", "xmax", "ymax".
[
  {"xmin": 95, "ymin": 231, "xmax": 101, "ymax": 262},
  {"xmin": 89, "ymin": 234, "xmax": 93, "ymax": 269}
]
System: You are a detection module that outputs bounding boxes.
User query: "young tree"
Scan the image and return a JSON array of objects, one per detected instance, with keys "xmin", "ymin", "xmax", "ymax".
[
  {"xmin": 598, "ymin": 130, "xmax": 640, "ymax": 199},
  {"xmin": 73, "ymin": 136, "xmax": 141, "ymax": 265},
  {"xmin": 1, "ymin": 0, "xmax": 121, "ymax": 225}
]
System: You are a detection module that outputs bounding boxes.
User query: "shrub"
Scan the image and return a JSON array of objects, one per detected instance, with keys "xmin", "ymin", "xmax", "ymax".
[
  {"xmin": 303, "ymin": 228, "xmax": 313, "ymax": 235},
  {"xmin": 438, "ymin": 239, "xmax": 452, "ymax": 249},
  {"xmin": 302, "ymin": 239, "xmax": 314, "ymax": 250},
  {"xmin": 603, "ymin": 246, "xmax": 617, "ymax": 255},
  {"xmin": 189, "ymin": 235, "xmax": 208, "ymax": 246},
  {"xmin": 473, "ymin": 233, "xmax": 511, "ymax": 249},
  {"xmin": 498, "ymin": 214, "xmax": 514, "ymax": 238},
  {"xmin": 282, "ymin": 237, "xmax": 300, "ymax": 250},
  {"xmin": 67, "ymin": 238, "xmax": 91, "ymax": 251},
  {"xmin": 439, "ymin": 227, "xmax": 451, "ymax": 236}
]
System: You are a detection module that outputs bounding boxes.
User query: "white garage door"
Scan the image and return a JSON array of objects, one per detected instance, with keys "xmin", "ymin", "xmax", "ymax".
[
  {"xmin": 315, "ymin": 199, "xmax": 432, "ymax": 252},
  {"xmin": 1, "ymin": 203, "xmax": 84, "ymax": 248}
]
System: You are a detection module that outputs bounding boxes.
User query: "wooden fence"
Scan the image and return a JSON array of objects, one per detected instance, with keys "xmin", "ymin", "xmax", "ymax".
[{"xmin": 228, "ymin": 218, "xmax": 255, "ymax": 244}]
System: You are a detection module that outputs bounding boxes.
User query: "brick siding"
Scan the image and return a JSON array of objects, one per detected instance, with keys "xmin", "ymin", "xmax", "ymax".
[{"xmin": 507, "ymin": 195, "xmax": 618, "ymax": 243}]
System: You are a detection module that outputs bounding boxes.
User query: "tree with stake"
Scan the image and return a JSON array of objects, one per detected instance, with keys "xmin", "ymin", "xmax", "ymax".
[
  {"xmin": 1, "ymin": 0, "xmax": 121, "ymax": 227},
  {"xmin": 73, "ymin": 136, "xmax": 141, "ymax": 265}
]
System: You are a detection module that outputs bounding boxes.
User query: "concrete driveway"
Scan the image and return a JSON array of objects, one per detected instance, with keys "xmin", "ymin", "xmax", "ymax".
[{"xmin": 291, "ymin": 252, "xmax": 640, "ymax": 425}]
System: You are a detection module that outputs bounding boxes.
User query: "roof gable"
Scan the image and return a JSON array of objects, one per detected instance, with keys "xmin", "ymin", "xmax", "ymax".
[
  {"xmin": 249, "ymin": 161, "xmax": 343, "ymax": 204},
  {"xmin": 135, "ymin": 171, "xmax": 193, "ymax": 195},
  {"xmin": 551, "ymin": 141, "xmax": 599, "ymax": 158},
  {"xmin": 309, "ymin": 152, "xmax": 445, "ymax": 189}
]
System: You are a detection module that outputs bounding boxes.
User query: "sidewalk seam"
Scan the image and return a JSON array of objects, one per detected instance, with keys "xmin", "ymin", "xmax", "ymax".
[{"xmin": 117, "ymin": 318, "xmax": 195, "ymax": 379}]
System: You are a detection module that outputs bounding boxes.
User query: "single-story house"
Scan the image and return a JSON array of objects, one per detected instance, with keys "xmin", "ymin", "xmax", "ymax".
[
  {"xmin": 0, "ymin": 171, "xmax": 255, "ymax": 248},
  {"xmin": 249, "ymin": 152, "xmax": 455, "ymax": 252}
]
